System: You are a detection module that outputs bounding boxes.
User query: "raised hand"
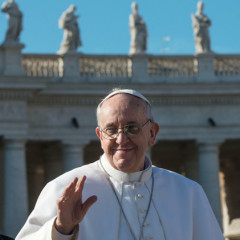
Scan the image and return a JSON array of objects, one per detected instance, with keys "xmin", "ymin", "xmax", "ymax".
[{"xmin": 55, "ymin": 176, "xmax": 97, "ymax": 235}]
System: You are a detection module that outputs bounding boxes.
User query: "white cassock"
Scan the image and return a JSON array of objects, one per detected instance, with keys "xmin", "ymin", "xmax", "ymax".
[{"xmin": 16, "ymin": 154, "xmax": 224, "ymax": 240}]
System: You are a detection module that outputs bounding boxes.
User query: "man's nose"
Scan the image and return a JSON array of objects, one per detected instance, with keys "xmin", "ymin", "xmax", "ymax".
[{"xmin": 115, "ymin": 130, "xmax": 128, "ymax": 143}]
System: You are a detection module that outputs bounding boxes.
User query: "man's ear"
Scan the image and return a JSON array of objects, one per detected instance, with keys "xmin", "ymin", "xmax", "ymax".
[
  {"xmin": 148, "ymin": 122, "xmax": 159, "ymax": 147},
  {"xmin": 96, "ymin": 127, "xmax": 101, "ymax": 139},
  {"xmin": 96, "ymin": 127, "xmax": 105, "ymax": 150}
]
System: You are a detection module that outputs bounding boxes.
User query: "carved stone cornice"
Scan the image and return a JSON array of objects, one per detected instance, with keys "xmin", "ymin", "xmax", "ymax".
[
  {"xmin": 0, "ymin": 90, "xmax": 33, "ymax": 100},
  {"xmin": 151, "ymin": 95, "xmax": 240, "ymax": 106},
  {"xmin": 0, "ymin": 76, "xmax": 48, "ymax": 100},
  {"xmin": 28, "ymin": 127, "xmax": 98, "ymax": 142},
  {"xmin": 28, "ymin": 95, "xmax": 100, "ymax": 106},
  {"xmin": 156, "ymin": 126, "xmax": 240, "ymax": 141},
  {"xmin": 28, "ymin": 94, "xmax": 240, "ymax": 106}
]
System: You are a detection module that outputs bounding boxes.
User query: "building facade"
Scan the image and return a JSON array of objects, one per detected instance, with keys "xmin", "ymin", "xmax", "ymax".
[{"xmin": 0, "ymin": 48, "xmax": 239, "ymax": 239}]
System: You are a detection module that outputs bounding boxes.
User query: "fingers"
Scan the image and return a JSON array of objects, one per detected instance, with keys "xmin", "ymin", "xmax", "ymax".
[
  {"xmin": 60, "ymin": 176, "xmax": 89, "ymax": 203},
  {"xmin": 59, "ymin": 175, "xmax": 96, "ymax": 207},
  {"xmin": 61, "ymin": 177, "xmax": 78, "ymax": 201},
  {"xmin": 76, "ymin": 195, "xmax": 97, "ymax": 220},
  {"xmin": 75, "ymin": 176, "xmax": 86, "ymax": 194},
  {"xmin": 57, "ymin": 176, "xmax": 97, "ymax": 226},
  {"xmin": 83, "ymin": 195, "xmax": 97, "ymax": 213}
]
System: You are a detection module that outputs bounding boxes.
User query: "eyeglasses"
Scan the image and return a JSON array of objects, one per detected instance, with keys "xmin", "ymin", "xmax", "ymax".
[{"xmin": 99, "ymin": 119, "xmax": 152, "ymax": 140}]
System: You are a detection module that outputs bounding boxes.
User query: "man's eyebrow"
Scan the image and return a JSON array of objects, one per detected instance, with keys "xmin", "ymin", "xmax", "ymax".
[
  {"xmin": 103, "ymin": 123, "xmax": 116, "ymax": 128},
  {"xmin": 102, "ymin": 121, "xmax": 138, "ymax": 128},
  {"xmin": 126, "ymin": 121, "xmax": 138, "ymax": 125},
  {"xmin": 104, "ymin": 121, "xmax": 138, "ymax": 127}
]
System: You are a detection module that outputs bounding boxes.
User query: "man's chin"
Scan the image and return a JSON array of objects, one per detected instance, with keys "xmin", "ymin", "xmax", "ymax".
[{"xmin": 114, "ymin": 158, "xmax": 133, "ymax": 172}]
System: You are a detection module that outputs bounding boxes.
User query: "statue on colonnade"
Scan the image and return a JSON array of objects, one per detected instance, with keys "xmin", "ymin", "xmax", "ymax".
[
  {"xmin": 191, "ymin": 1, "xmax": 211, "ymax": 54},
  {"xmin": 129, "ymin": 2, "xmax": 148, "ymax": 54},
  {"xmin": 58, "ymin": 5, "xmax": 82, "ymax": 54},
  {"xmin": 1, "ymin": 0, "xmax": 23, "ymax": 44}
]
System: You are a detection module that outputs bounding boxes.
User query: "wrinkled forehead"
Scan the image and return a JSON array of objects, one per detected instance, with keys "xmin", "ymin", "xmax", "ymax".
[
  {"xmin": 103, "ymin": 93, "xmax": 146, "ymax": 108},
  {"xmin": 100, "ymin": 94, "xmax": 148, "ymax": 120},
  {"xmin": 97, "ymin": 89, "xmax": 151, "ymax": 124},
  {"xmin": 99, "ymin": 89, "xmax": 150, "ymax": 107}
]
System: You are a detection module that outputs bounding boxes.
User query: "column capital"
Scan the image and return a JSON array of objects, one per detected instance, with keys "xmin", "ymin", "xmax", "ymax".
[
  {"xmin": 62, "ymin": 139, "xmax": 88, "ymax": 172},
  {"xmin": 4, "ymin": 137, "xmax": 26, "ymax": 143},
  {"xmin": 3, "ymin": 138, "xmax": 27, "ymax": 149},
  {"xmin": 4, "ymin": 134, "xmax": 27, "ymax": 141},
  {"xmin": 62, "ymin": 138, "xmax": 90, "ymax": 147},
  {"xmin": 196, "ymin": 138, "xmax": 225, "ymax": 147}
]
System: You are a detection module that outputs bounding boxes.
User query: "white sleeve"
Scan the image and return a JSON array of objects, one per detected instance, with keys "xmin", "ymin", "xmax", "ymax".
[
  {"xmin": 15, "ymin": 181, "xmax": 79, "ymax": 240},
  {"xmin": 192, "ymin": 184, "xmax": 225, "ymax": 240},
  {"xmin": 52, "ymin": 222, "xmax": 79, "ymax": 240}
]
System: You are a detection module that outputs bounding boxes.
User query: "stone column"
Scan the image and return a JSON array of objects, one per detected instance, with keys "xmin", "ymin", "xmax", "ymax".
[
  {"xmin": 197, "ymin": 141, "xmax": 222, "ymax": 227},
  {"xmin": 3, "ymin": 139, "xmax": 28, "ymax": 238},
  {"xmin": 62, "ymin": 141, "xmax": 87, "ymax": 173}
]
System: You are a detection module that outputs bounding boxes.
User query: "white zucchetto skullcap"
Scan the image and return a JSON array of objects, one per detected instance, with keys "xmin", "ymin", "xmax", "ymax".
[{"xmin": 100, "ymin": 89, "xmax": 151, "ymax": 106}]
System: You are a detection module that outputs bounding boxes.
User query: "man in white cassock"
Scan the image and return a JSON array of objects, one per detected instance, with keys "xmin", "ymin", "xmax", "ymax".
[{"xmin": 16, "ymin": 88, "xmax": 224, "ymax": 240}]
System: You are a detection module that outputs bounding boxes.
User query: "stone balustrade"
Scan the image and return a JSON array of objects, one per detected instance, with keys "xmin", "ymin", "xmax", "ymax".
[
  {"xmin": 22, "ymin": 54, "xmax": 62, "ymax": 78},
  {"xmin": 79, "ymin": 54, "xmax": 132, "ymax": 79},
  {"xmin": 148, "ymin": 55, "xmax": 196, "ymax": 79},
  {"xmin": 214, "ymin": 55, "xmax": 240, "ymax": 79},
  {"xmin": 1, "ymin": 51, "xmax": 238, "ymax": 82}
]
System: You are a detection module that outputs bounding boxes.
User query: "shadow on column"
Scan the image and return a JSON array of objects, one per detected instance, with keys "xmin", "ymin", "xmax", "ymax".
[
  {"xmin": 151, "ymin": 140, "xmax": 198, "ymax": 181},
  {"xmin": 0, "ymin": 235, "xmax": 14, "ymax": 240},
  {"xmin": 26, "ymin": 141, "xmax": 62, "ymax": 213},
  {"xmin": 84, "ymin": 140, "xmax": 103, "ymax": 165},
  {"xmin": 220, "ymin": 140, "xmax": 240, "ymax": 239}
]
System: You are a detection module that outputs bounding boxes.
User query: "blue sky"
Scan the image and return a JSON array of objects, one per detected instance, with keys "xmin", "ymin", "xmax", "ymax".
[{"xmin": 0, "ymin": 0, "xmax": 239, "ymax": 55}]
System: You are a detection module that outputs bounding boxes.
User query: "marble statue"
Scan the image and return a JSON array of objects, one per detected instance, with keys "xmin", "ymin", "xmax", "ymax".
[
  {"xmin": 58, "ymin": 5, "xmax": 82, "ymax": 54},
  {"xmin": 129, "ymin": 2, "xmax": 147, "ymax": 54},
  {"xmin": 1, "ymin": 0, "xmax": 23, "ymax": 44},
  {"xmin": 191, "ymin": 1, "xmax": 211, "ymax": 54}
]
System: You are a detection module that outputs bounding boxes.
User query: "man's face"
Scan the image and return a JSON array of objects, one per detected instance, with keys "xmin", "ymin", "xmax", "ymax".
[{"xmin": 96, "ymin": 94, "xmax": 159, "ymax": 173}]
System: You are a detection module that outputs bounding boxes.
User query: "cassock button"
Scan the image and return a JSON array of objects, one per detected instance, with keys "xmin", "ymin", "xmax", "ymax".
[
  {"xmin": 137, "ymin": 194, "xmax": 143, "ymax": 199},
  {"xmin": 140, "ymin": 209, "xmax": 146, "ymax": 213},
  {"xmin": 146, "ymin": 237, "xmax": 152, "ymax": 240},
  {"xmin": 143, "ymin": 222, "xmax": 149, "ymax": 227}
]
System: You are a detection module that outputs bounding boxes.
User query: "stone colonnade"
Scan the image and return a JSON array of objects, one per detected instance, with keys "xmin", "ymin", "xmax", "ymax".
[
  {"xmin": 3, "ymin": 138, "xmax": 89, "ymax": 238},
  {"xmin": 2, "ymin": 137, "xmax": 223, "ymax": 237}
]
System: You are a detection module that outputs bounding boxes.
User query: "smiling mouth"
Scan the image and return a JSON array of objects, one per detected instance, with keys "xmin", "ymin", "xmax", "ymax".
[{"xmin": 114, "ymin": 147, "xmax": 134, "ymax": 152}]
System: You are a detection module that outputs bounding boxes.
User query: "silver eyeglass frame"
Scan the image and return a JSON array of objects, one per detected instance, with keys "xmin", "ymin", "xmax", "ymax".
[{"xmin": 98, "ymin": 119, "xmax": 152, "ymax": 140}]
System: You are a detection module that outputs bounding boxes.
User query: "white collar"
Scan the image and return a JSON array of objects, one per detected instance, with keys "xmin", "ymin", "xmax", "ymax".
[{"xmin": 99, "ymin": 154, "xmax": 152, "ymax": 183}]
